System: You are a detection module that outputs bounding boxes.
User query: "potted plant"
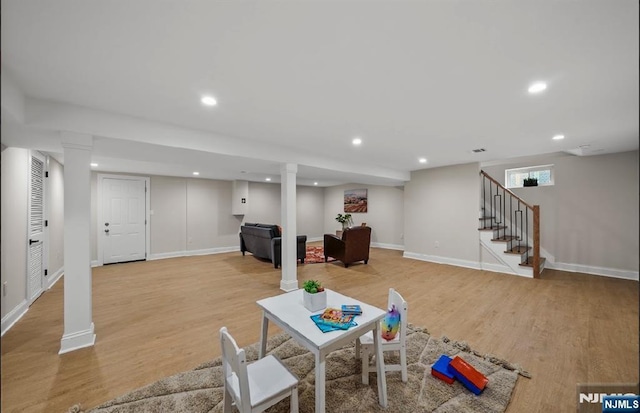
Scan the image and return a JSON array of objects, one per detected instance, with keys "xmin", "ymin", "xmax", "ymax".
[
  {"xmin": 302, "ymin": 279, "xmax": 326, "ymax": 312},
  {"xmin": 335, "ymin": 213, "xmax": 354, "ymax": 230},
  {"xmin": 523, "ymin": 177, "xmax": 538, "ymax": 187}
]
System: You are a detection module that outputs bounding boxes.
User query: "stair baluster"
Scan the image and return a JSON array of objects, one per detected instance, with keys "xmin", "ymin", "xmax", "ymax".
[{"xmin": 479, "ymin": 170, "xmax": 543, "ymax": 278}]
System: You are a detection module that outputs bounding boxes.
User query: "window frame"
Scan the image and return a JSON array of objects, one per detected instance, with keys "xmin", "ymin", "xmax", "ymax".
[{"xmin": 505, "ymin": 164, "xmax": 555, "ymax": 188}]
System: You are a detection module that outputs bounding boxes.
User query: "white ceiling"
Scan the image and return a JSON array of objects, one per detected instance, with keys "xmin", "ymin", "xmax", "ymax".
[{"xmin": 1, "ymin": 1, "xmax": 638, "ymax": 186}]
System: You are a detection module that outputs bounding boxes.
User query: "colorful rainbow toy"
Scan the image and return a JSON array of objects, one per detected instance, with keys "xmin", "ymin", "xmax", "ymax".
[{"xmin": 381, "ymin": 304, "xmax": 400, "ymax": 341}]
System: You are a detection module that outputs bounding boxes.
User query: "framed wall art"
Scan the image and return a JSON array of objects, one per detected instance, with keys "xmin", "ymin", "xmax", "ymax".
[{"xmin": 344, "ymin": 188, "xmax": 367, "ymax": 213}]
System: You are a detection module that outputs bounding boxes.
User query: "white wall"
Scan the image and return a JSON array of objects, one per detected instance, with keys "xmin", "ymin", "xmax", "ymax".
[
  {"xmin": 295, "ymin": 185, "xmax": 325, "ymax": 239},
  {"xmin": 91, "ymin": 176, "xmax": 325, "ymax": 260},
  {"xmin": 404, "ymin": 162, "xmax": 481, "ymax": 265},
  {"xmin": 148, "ymin": 176, "xmax": 247, "ymax": 257},
  {"xmin": 1, "ymin": 147, "xmax": 29, "ymax": 321},
  {"xmin": 244, "ymin": 182, "xmax": 282, "ymax": 226},
  {"xmin": 483, "ymin": 150, "xmax": 639, "ymax": 274},
  {"xmin": 323, "ymin": 184, "xmax": 405, "ymax": 248},
  {"xmin": 185, "ymin": 178, "xmax": 242, "ymax": 251},
  {"xmin": 244, "ymin": 182, "xmax": 325, "ymax": 239},
  {"xmin": 150, "ymin": 176, "xmax": 188, "ymax": 255}
]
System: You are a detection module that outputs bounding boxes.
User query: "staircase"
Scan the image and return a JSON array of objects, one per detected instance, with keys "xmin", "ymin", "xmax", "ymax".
[{"xmin": 479, "ymin": 170, "xmax": 545, "ymax": 278}]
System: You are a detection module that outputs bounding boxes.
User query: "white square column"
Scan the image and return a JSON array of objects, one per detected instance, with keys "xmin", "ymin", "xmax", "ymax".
[
  {"xmin": 279, "ymin": 163, "xmax": 298, "ymax": 291},
  {"xmin": 59, "ymin": 133, "xmax": 95, "ymax": 354}
]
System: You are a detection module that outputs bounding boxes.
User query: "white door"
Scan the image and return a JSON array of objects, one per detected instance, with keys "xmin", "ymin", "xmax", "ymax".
[
  {"xmin": 27, "ymin": 152, "xmax": 46, "ymax": 303},
  {"xmin": 102, "ymin": 177, "xmax": 147, "ymax": 264}
]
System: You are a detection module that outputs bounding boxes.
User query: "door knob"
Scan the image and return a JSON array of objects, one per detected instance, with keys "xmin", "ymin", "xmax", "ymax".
[{"xmin": 104, "ymin": 229, "xmax": 110, "ymax": 233}]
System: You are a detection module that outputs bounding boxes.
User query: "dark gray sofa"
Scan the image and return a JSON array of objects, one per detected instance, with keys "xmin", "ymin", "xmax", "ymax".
[{"xmin": 239, "ymin": 223, "xmax": 307, "ymax": 268}]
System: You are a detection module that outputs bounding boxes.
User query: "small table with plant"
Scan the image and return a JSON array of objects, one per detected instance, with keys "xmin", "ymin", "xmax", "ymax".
[{"xmin": 256, "ymin": 286, "xmax": 388, "ymax": 413}]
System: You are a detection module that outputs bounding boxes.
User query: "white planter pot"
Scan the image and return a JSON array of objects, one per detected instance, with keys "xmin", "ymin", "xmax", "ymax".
[{"xmin": 303, "ymin": 290, "xmax": 327, "ymax": 312}]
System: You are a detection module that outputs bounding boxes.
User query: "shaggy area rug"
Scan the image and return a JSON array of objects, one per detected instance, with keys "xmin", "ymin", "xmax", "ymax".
[
  {"xmin": 69, "ymin": 325, "xmax": 530, "ymax": 413},
  {"xmin": 305, "ymin": 246, "xmax": 336, "ymax": 264}
]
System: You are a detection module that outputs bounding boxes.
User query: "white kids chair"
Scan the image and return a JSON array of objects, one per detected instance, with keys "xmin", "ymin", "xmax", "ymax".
[
  {"xmin": 219, "ymin": 327, "xmax": 299, "ymax": 413},
  {"xmin": 356, "ymin": 288, "xmax": 408, "ymax": 384}
]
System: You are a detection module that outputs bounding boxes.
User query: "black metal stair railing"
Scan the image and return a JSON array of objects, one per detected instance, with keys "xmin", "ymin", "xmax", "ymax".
[{"xmin": 480, "ymin": 170, "xmax": 541, "ymax": 278}]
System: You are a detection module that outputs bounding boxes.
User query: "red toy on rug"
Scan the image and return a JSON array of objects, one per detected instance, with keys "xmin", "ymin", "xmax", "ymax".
[{"xmin": 431, "ymin": 354, "xmax": 489, "ymax": 395}]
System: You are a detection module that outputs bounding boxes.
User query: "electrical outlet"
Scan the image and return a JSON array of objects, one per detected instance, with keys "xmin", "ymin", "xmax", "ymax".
[
  {"xmin": 3, "ymin": 282, "xmax": 7, "ymax": 297},
  {"xmin": 400, "ymin": 233, "xmax": 404, "ymax": 240},
  {"xmin": 435, "ymin": 241, "xmax": 440, "ymax": 248}
]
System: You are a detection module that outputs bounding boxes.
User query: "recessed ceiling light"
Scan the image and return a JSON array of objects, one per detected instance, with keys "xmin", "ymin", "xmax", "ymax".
[
  {"xmin": 352, "ymin": 137, "xmax": 362, "ymax": 146},
  {"xmin": 314, "ymin": 182, "xmax": 318, "ymax": 186},
  {"xmin": 552, "ymin": 134, "xmax": 565, "ymax": 140},
  {"xmin": 418, "ymin": 158, "xmax": 427, "ymax": 164},
  {"xmin": 528, "ymin": 82, "xmax": 547, "ymax": 94},
  {"xmin": 265, "ymin": 177, "xmax": 271, "ymax": 182},
  {"xmin": 201, "ymin": 95, "xmax": 217, "ymax": 106},
  {"xmin": 90, "ymin": 163, "xmax": 98, "ymax": 167},
  {"xmin": 192, "ymin": 171, "xmax": 200, "ymax": 176}
]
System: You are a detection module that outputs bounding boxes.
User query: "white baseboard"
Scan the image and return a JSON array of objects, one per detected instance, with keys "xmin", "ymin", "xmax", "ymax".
[
  {"xmin": 59, "ymin": 322, "xmax": 96, "ymax": 354},
  {"xmin": 91, "ymin": 260, "xmax": 100, "ymax": 267},
  {"xmin": 482, "ymin": 263, "xmax": 533, "ymax": 278},
  {"xmin": 402, "ymin": 251, "xmax": 481, "ymax": 270},
  {"xmin": 404, "ymin": 250, "xmax": 638, "ymax": 281},
  {"xmin": 280, "ymin": 279, "xmax": 299, "ymax": 292},
  {"xmin": 1, "ymin": 299, "xmax": 28, "ymax": 337},
  {"xmin": 303, "ymin": 239, "xmax": 403, "ymax": 249},
  {"xmin": 546, "ymin": 262, "xmax": 639, "ymax": 281},
  {"xmin": 47, "ymin": 267, "xmax": 64, "ymax": 289},
  {"xmin": 148, "ymin": 246, "xmax": 240, "ymax": 261},
  {"xmin": 371, "ymin": 242, "xmax": 404, "ymax": 251},
  {"xmin": 480, "ymin": 262, "xmax": 515, "ymax": 275}
]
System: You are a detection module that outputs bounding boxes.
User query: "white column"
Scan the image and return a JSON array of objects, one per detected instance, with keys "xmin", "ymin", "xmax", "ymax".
[
  {"xmin": 279, "ymin": 163, "xmax": 298, "ymax": 291},
  {"xmin": 59, "ymin": 132, "xmax": 95, "ymax": 354}
]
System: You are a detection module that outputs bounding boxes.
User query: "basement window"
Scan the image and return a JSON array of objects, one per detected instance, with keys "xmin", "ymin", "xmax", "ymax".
[{"xmin": 505, "ymin": 164, "xmax": 554, "ymax": 188}]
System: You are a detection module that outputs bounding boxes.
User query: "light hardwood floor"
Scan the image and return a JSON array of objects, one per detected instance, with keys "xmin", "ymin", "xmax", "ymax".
[{"xmin": 1, "ymin": 246, "xmax": 638, "ymax": 412}]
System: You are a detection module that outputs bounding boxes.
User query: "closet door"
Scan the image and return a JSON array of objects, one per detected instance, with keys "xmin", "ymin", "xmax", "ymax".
[{"xmin": 27, "ymin": 151, "xmax": 46, "ymax": 303}]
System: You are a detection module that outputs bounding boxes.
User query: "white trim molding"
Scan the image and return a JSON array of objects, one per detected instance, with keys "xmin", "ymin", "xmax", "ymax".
[
  {"xmin": 59, "ymin": 322, "xmax": 96, "ymax": 354},
  {"xmin": 46, "ymin": 267, "xmax": 64, "ymax": 290},
  {"xmin": 371, "ymin": 242, "xmax": 404, "ymax": 251},
  {"xmin": 404, "ymin": 250, "xmax": 638, "ymax": 281},
  {"xmin": 546, "ymin": 262, "xmax": 639, "ymax": 281},
  {"xmin": 1, "ymin": 300, "xmax": 29, "ymax": 337},
  {"xmin": 280, "ymin": 278, "xmax": 299, "ymax": 292},
  {"xmin": 403, "ymin": 251, "xmax": 481, "ymax": 270},
  {"xmin": 148, "ymin": 246, "xmax": 240, "ymax": 261},
  {"xmin": 480, "ymin": 262, "xmax": 515, "ymax": 275}
]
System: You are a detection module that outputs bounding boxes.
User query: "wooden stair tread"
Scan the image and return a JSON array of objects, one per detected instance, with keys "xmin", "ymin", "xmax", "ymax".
[
  {"xmin": 519, "ymin": 257, "xmax": 547, "ymax": 267},
  {"xmin": 478, "ymin": 226, "xmax": 506, "ymax": 231},
  {"xmin": 491, "ymin": 235, "xmax": 519, "ymax": 242},
  {"xmin": 504, "ymin": 246, "xmax": 531, "ymax": 254}
]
